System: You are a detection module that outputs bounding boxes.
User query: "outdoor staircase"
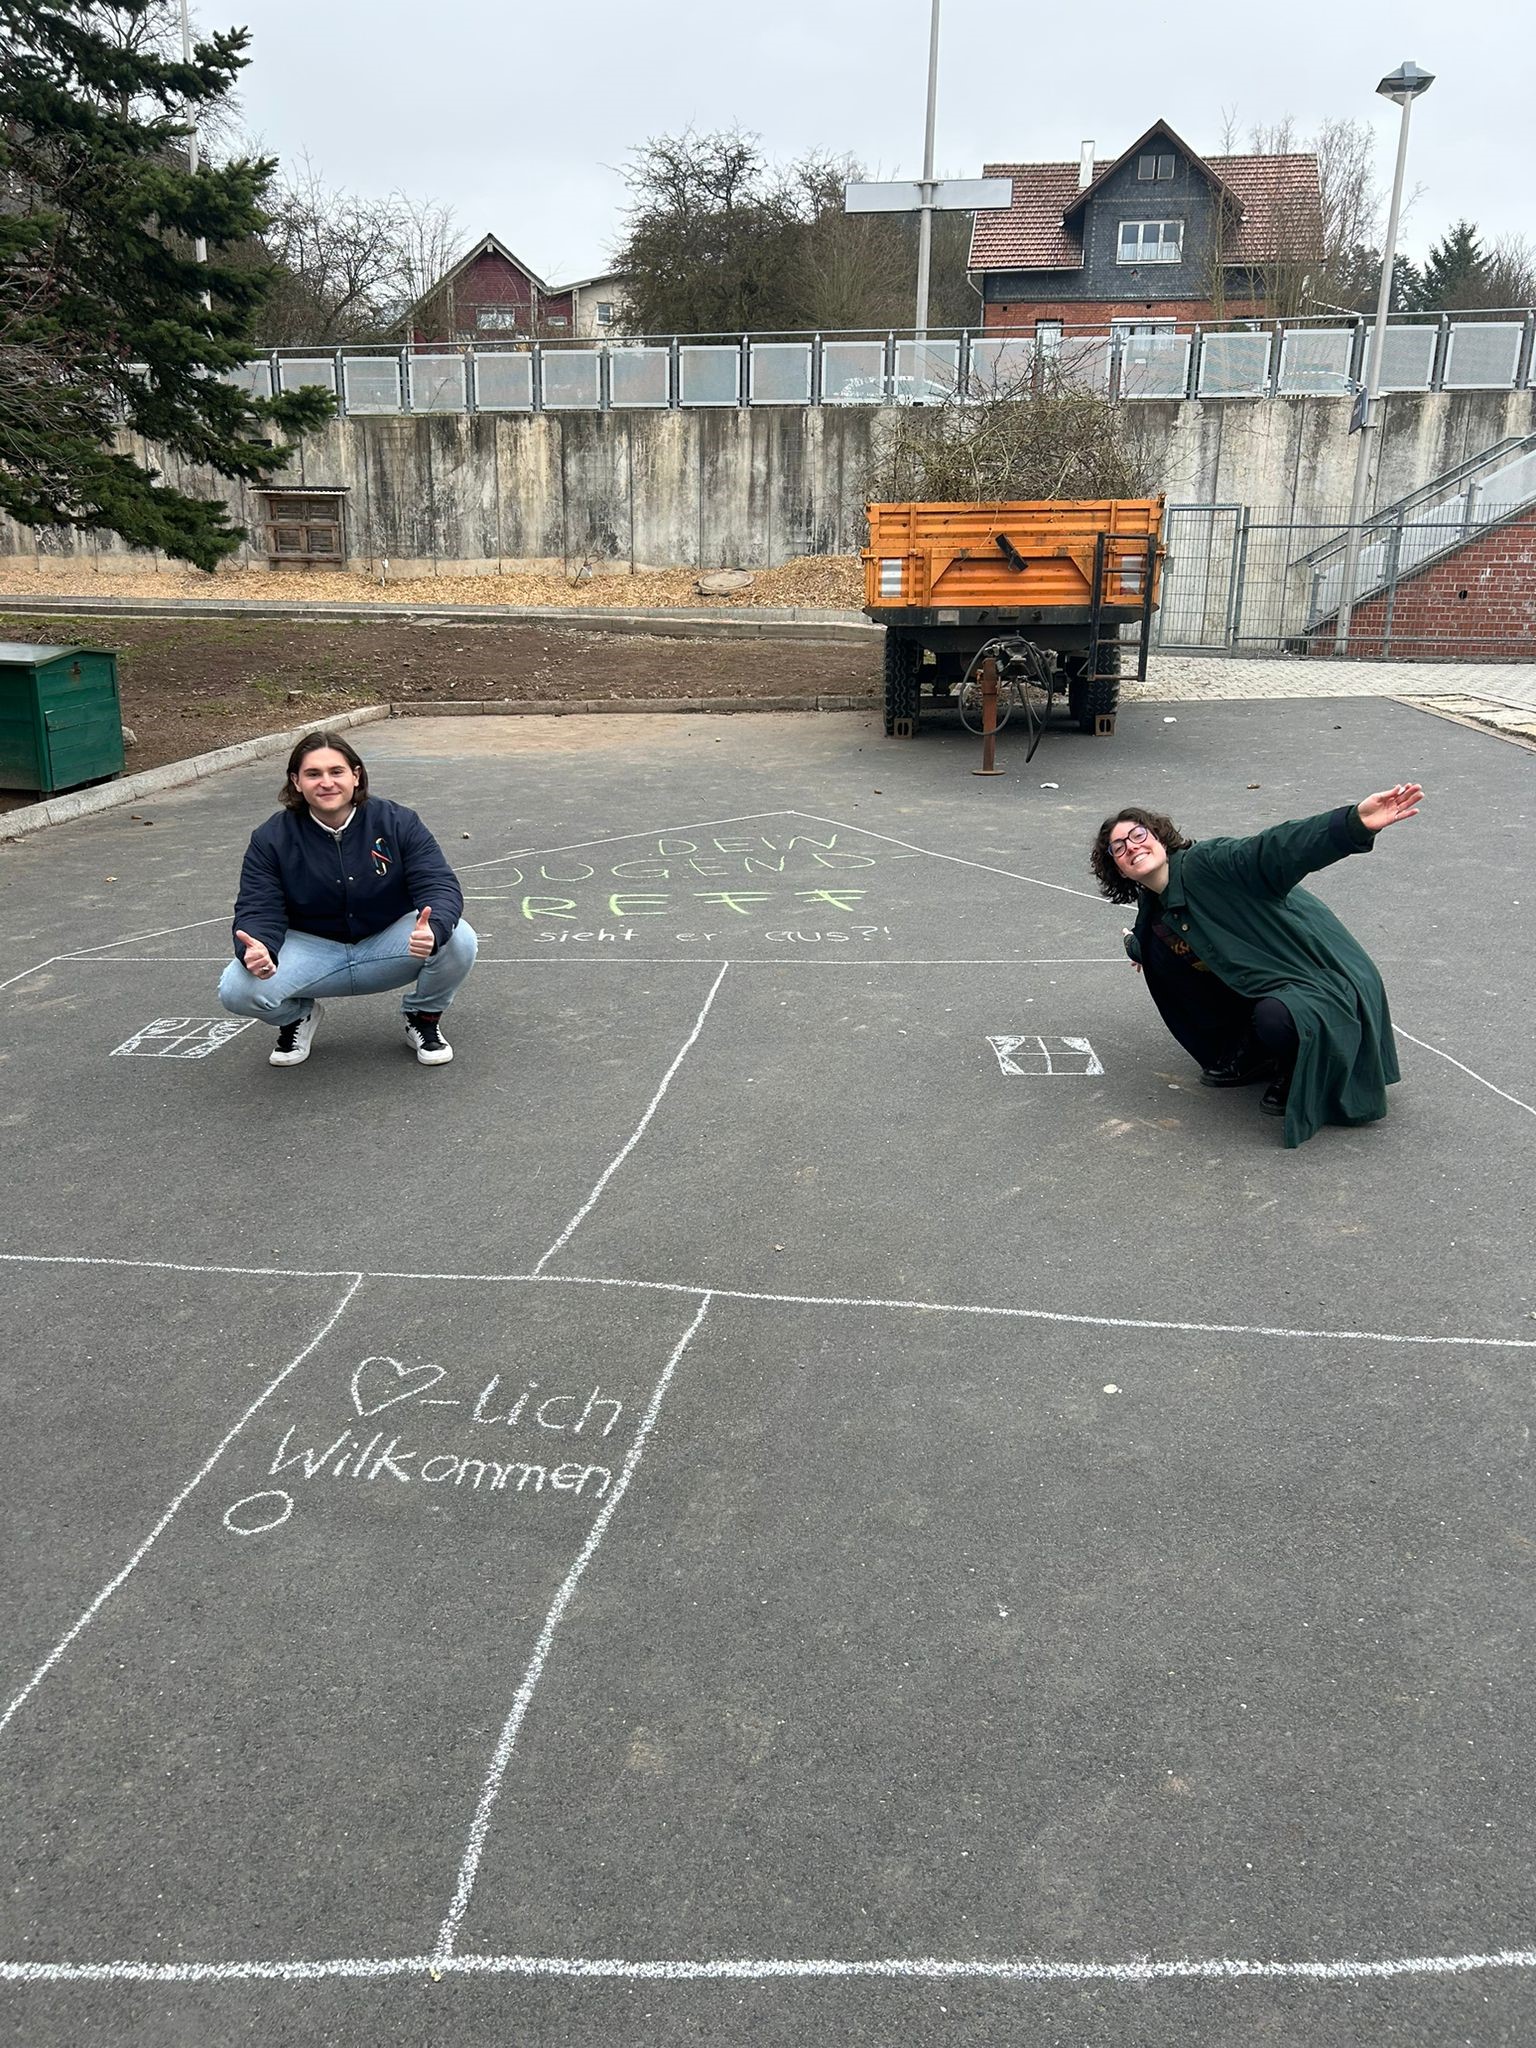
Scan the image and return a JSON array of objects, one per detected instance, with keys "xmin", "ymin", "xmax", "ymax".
[{"xmin": 1303, "ymin": 434, "xmax": 1536, "ymax": 623}]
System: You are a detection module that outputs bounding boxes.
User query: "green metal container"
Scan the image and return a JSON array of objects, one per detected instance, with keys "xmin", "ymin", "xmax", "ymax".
[{"xmin": 0, "ymin": 642, "xmax": 126, "ymax": 795}]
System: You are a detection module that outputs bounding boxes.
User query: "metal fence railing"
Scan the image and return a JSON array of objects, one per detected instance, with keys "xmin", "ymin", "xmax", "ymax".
[
  {"xmin": 1156, "ymin": 489, "xmax": 1536, "ymax": 659},
  {"xmin": 204, "ymin": 310, "xmax": 1536, "ymax": 418}
]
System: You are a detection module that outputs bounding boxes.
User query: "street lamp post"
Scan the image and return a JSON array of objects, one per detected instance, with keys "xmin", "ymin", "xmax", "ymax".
[
  {"xmin": 178, "ymin": 0, "xmax": 210, "ymax": 303},
  {"xmin": 1334, "ymin": 61, "xmax": 1434, "ymax": 655},
  {"xmin": 913, "ymin": 0, "xmax": 942, "ymax": 342}
]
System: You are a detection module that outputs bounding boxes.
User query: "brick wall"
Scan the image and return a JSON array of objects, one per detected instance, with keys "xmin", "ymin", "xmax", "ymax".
[
  {"xmin": 984, "ymin": 297, "xmax": 1265, "ymax": 329},
  {"xmin": 1310, "ymin": 508, "xmax": 1536, "ymax": 659}
]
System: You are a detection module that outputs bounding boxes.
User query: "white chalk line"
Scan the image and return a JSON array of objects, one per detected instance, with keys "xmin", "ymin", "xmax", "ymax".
[
  {"xmin": 0, "ymin": 1272, "xmax": 365, "ymax": 1744},
  {"xmin": 461, "ymin": 810, "xmax": 797, "ymax": 873},
  {"xmin": 530, "ymin": 962, "xmax": 730, "ymax": 1275},
  {"xmin": 1395, "ymin": 1026, "xmax": 1536, "ymax": 1120},
  {"xmin": 2, "ymin": 1249, "xmax": 1533, "ymax": 1350},
  {"xmin": 54, "ymin": 954, "xmax": 1126, "ymax": 968},
  {"xmin": 0, "ymin": 915, "xmax": 228, "ymax": 996},
  {"xmin": 4, "ymin": 1942, "xmax": 1535, "ymax": 1988},
  {"xmin": 434, "ymin": 1291, "xmax": 713, "ymax": 1961},
  {"xmin": 784, "ymin": 809, "xmax": 1106, "ymax": 903}
]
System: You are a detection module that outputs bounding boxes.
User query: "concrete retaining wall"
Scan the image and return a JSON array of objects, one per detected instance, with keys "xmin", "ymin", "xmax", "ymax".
[{"xmin": 3, "ymin": 390, "xmax": 1533, "ymax": 577}]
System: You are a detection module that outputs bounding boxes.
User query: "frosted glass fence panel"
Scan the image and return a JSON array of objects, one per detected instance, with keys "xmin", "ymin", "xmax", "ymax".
[
  {"xmin": 893, "ymin": 340, "xmax": 959, "ymax": 403},
  {"xmin": 1197, "ymin": 332, "xmax": 1272, "ymax": 397},
  {"xmin": 966, "ymin": 339, "xmax": 1035, "ymax": 396},
  {"xmin": 342, "ymin": 357, "xmax": 402, "ymax": 413},
  {"xmin": 748, "ymin": 342, "xmax": 813, "ymax": 403},
  {"xmin": 1277, "ymin": 327, "xmax": 1353, "ymax": 395},
  {"xmin": 278, "ymin": 357, "xmax": 336, "ymax": 395},
  {"xmin": 609, "ymin": 347, "xmax": 669, "ymax": 407},
  {"xmin": 1442, "ymin": 322, "xmax": 1523, "ymax": 389},
  {"xmin": 540, "ymin": 351, "xmax": 602, "ymax": 409},
  {"xmin": 221, "ymin": 360, "xmax": 273, "ymax": 398},
  {"xmin": 472, "ymin": 353, "xmax": 533, "ymax": 410},
  {"xmin": 1119, "ymin": 334, "xmax": 1191, "ymax": 399},
  {"xmin": 1057, "ymin": 336, "xmax": 1111, "ymax": 392},
  {"xmin": 821, "ymin": 340, "xmax": 886, "ymax": 402},
  {"xmin": 1365, "ymin": 325, "xmax": 1437, "ymax": 391},
  {"xmin": 408, "ymin": 354, "xmax": 467, "ymax": 410},
  {"xmin": 678, "ymin": 346, "xmax": 741, "ymax": 406}
]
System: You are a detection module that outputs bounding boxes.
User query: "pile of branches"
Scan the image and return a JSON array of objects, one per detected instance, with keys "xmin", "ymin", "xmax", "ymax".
[{"xmin": 867, "ymin": 358, "xmax": 1156, "ymax": 505}]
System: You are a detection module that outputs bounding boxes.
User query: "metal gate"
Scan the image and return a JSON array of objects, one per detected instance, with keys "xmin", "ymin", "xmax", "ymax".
[
  {"xmin": 1154, "ymin": 502, "xmax": 1536, "ymax": 658},
  {"xmin": 1153, "ymin": 505, "xmax": 1244, "ymax": 648}
]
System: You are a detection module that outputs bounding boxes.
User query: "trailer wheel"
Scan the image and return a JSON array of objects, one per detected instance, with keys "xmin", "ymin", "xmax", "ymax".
[
  {"xmin": 883, "ymin": 631, "xmax": 922, "ymax": 737},
  {"xmin": 1068, "ymin": 643, "xmax": 1121, "ymax": 734}
]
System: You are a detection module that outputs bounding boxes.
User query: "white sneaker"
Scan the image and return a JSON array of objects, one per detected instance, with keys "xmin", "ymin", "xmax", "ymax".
[
  {"xmin": 404, "ymin": 1011, "xmax": 453, "ymax": 1065},
  {"xmin": 270, "ymin": 1002, "xmax": 322, "ymax": 1066}
]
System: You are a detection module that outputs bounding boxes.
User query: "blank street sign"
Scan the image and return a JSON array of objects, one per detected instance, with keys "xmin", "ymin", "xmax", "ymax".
[{"xmin": 844, "ymin": 178, "xmax": 1013, "ymax": 214}]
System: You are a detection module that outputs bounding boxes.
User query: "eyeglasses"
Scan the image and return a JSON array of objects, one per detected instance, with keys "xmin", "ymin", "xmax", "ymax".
[{"xmin": 1109, "ymin": 823, "xmax": 1151, "ymax": 860}]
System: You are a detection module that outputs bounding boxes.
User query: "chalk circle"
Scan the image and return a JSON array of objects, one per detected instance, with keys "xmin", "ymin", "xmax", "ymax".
[{"xmin": 223, "ymin": 1489, "xmax": 294, "ymax": 1537}]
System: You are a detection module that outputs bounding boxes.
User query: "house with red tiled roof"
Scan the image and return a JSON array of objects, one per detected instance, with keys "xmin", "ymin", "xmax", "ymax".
[{"xmin": 968, "ymin": 120, "xmax": 1322, "ymax": 337}]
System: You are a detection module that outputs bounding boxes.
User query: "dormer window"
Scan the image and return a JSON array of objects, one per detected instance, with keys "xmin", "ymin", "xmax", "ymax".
[
  {"xmin": 1137, "ymin": 152, "xmax": 1176, "ymax": 180},
  {"xmin": 1118, "ymin": 219, "xmax": 1183, "ymax": 263}
]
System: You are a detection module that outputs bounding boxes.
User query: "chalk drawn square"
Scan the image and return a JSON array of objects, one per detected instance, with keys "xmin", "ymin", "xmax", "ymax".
[
  {"xmin": 111, "ymin": 1017, "xmax": 257, "ymax": 1060},
  {"xmin": 987, "ymin": 1034, "xmax": 1104, "ymax": 1077}
]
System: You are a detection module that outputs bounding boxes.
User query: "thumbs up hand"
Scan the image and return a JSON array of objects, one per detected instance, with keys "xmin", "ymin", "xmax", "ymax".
[
  {"xmin": 236, "ymin": 928, "xmax": 276, "ymax": 978},
  {"xmin": 408, "ymin": 906, "xmax": 436, "ymax": 960}
]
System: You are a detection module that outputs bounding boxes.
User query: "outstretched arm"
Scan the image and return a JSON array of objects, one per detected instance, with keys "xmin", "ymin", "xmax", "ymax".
[{"xmin": 1356, "ymin": 783, "xmax": 1424, "ymax": 834}]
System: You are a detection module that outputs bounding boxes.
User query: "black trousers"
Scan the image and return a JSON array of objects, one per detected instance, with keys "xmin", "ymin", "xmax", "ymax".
[{"xmin": 1143, "ymin": 953, "xmax": 1299, "ymax": 1075}]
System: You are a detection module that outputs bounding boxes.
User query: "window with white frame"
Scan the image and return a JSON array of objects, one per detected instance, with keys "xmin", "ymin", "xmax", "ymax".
[
  {"xmin": 1117, "ymin": 219, "xmax": 1183, "ymax": 264},
  {"xmin": 595, "ymin": 301, "xmax": 615, "ymax": 326},
  {"xmin": 1137, "ymin": 152, "xmax": 1176, "ymax": 181},
  {"xmin": 1035, "ymin": 320, "xmax": 1064, "ymax": 356},
  {"xmin": 476, "ymin": 306, "xmax": 522, "ymax": 330}
]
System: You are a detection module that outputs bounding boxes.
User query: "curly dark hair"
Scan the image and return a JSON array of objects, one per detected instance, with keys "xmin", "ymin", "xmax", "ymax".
[
  {"xmin": 280, "ymin": 731, "xmax": 370, "ymax": 811},
  {"xmin": 1089, "ymin": 806, "xmax": 1192, "ymax": 904}
]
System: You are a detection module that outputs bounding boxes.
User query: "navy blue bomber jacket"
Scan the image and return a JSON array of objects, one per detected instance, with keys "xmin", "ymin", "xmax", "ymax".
[{"xmin": 230, "ymin": 795, "xmax": 465, "ymax": 961}]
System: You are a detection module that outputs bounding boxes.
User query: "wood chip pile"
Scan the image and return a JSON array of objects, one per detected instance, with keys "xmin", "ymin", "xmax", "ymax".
[{"xmin": 0, "ymin": 557, "xmax": 865, "ymax": 611}]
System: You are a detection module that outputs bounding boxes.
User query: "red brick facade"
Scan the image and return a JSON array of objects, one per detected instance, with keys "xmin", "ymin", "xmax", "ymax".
[
  {"xmin": 984, "ymin": 298, "xmax": 1264, "ymax": 330},
  {"xmin": 1311, "ymin": 510, "xmax": 1536, "ymax": 660}
]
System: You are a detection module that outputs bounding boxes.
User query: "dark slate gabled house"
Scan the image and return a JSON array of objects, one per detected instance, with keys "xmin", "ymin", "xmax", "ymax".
[{"xmin": 968, "ymin": 120, "xmax": 1322, "ymax": 336}]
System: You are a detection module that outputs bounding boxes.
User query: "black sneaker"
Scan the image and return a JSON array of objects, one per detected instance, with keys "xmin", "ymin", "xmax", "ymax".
[
  {"xmin": 270, "ymin": 1003, "xmax": 322, "ymax": 1067},
  {"xmin": 404, "ymin": 1011, "xmax": 453, "ymax": 1066}
]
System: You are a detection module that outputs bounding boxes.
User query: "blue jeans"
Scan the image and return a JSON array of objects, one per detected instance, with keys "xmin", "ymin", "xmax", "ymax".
[{"xmin": 218, "ymin": 915, "xmax": 479, "ymax": 1028}]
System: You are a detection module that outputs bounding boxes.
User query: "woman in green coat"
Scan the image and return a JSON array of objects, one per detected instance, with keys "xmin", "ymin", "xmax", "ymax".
[{"xmin": 1089, "ymin": 785, "xmax": 1423, "ymax": 1147}]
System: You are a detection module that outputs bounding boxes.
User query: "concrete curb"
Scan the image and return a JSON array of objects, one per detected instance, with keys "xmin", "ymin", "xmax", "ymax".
[
  {"xmin": 0, "ymin": 594, "xmax": 879, "ymax": 644},
  {"xmin": 0, "ymin": 704, "xmax": 391, "ymax": 843},
  {"xmin": 390, "ymin": 694, "xmax": 878, "ymax": 717}
]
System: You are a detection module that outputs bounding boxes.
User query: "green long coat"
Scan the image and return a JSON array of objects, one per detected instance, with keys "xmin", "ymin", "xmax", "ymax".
[{"xmin": 1130, "ymin": 806, "xmax": 1399, "ymax": 1148}]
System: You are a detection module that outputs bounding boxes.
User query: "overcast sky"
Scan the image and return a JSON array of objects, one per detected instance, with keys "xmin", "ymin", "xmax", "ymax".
[{"xmin": 223, "ymin": 0, "xmax": 1526, "ymax": 287}]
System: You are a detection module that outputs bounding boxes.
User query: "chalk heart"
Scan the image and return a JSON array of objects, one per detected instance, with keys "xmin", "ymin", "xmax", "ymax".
[{"xmin": 350, "ymin": 1355, "xmax": 446, "ymax": 1418}]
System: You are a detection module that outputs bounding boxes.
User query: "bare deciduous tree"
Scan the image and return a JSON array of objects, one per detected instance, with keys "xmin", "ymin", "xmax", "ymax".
[
  {"xmin": 250, "ymin": 156, "xmax": 457, "ymax": 344},
  {"xmin": 612, "ymin": 127, "xmax": 979, "ymax": 336}
]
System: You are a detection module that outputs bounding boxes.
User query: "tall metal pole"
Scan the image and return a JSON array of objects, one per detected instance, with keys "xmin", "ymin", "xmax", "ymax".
[
  {"xmin": 1335, "ymin": 92, "xmax": 1417, "ymax": 654},
  {"xmin": 178, "ymin": 0, "xmax": 210, "ymax": 295},
  {"xmin": 913, "ymin": 0, "xmax": 941, "ymax": 342}
]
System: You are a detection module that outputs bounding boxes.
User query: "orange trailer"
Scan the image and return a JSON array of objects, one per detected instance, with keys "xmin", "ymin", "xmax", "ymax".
[{"xmin": 862, "ymin": 497, "xmax": 1164, "ymax": 737}]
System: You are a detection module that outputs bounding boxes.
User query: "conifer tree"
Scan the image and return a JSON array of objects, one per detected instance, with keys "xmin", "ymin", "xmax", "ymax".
[
  {"xmin": 0, "ymin": 0, "xmax": 330, "ymax": 568},
  {"xmin": 1414, "ymin": 221, "xmax": 1491, "ymax": 311}
]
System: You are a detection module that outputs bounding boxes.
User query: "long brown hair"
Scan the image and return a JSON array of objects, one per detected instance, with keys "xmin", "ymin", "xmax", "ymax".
[
  {"xmin": 280, "ymin": 731, "xmax": 370, "ymax": 812},
  {"xmin": 1089, "ymin": 806, "xmax": 1192, "ymax": 904}
]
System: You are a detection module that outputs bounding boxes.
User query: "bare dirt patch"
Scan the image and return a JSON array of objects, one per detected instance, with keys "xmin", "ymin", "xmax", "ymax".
[{"xmin": 0, "ymin": 610, "xmax": 881, "ymax": 808}]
